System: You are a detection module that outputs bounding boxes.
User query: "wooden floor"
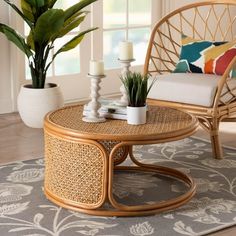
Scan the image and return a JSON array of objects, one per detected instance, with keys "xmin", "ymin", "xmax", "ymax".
[{"xmin": 0, "ymin": 112, "xmax": 235, "ymax": 236}]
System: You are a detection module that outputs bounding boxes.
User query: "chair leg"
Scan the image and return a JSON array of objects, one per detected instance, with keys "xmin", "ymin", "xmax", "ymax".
[{"xmin": 209, "ymin": 119, "xmax": 223, "ymax": 159}]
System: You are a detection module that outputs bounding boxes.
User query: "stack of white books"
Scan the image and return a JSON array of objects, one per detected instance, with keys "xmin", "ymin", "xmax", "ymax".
[{"xmin": 83, "ymin": 98, "xmax": 127, "ymax": 120}]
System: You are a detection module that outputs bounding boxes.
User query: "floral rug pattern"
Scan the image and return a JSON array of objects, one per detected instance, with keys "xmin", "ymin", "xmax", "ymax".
[{"xmin": 0, "ymin": 137, "xmax": 236, "ymax": 236}]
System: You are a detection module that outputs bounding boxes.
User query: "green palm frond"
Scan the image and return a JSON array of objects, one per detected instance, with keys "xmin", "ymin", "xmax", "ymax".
[
  {"xmin": 0, "ymin": 0, "xmax": 98, "ymax": 88},
  {"xmin": 0, "ymin": 24, "xmax": 33, "ymax": 58}
]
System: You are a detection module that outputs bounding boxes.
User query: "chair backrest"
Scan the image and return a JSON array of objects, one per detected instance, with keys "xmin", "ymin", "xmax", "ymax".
[{"xmin": 144, "ymin": 0, "xmax": 236, "ymax": 77}]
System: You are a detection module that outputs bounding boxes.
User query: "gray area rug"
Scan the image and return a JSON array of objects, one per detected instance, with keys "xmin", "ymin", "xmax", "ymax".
[{"xmin": 0, "ymin": 137, "xmax": 236, "ymax": 236}]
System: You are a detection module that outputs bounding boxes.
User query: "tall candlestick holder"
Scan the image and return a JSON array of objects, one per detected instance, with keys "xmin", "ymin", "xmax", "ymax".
[
  {"xmin": 116, "ymin": 58, "xmax": 135, "ymax": 107},
  {"xmin": 82, "ymin": 74, "xmax": 106, "ymax": 123}
]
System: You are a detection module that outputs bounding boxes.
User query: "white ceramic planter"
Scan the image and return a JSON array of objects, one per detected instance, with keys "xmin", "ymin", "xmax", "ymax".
[
  {"xmin": 127, "ymin": 106, "xmax": 146, "ymax": 125},
  {"xmin": 17, "ymin": 83, "xmax": 64, "ymax": 128}
]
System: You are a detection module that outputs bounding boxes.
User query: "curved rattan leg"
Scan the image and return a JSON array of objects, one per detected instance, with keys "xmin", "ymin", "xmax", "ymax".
[
  {"xmin": 44, "ymin": 132, "xmax": 109, "ymax": 211},
  {"xmin": 98, "ymin": 140, "xmax": 129, "ymax": 165},
  {"xmin": 45, "ymin": 137, "xmax": 196, "ymax": 217},
  {"xmin": 198, "ymin": 117, "xmax": 224, "ymax": 160},
  {"xmin": 128, "ymin": 146, "xmax": 196, "ymax": 184},
  {"xmin": 209, "ymin": 118, "xmax": 223, "ymax": 159},
  {"xmin": 107, "ymin": 144, "xmax": 196, "ymax": 215}
]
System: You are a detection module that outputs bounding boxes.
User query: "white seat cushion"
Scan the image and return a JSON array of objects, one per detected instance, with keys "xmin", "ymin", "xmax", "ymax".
[{"xmin": 148, "ymin": 73, "xmax": 221, "ymax": 107}]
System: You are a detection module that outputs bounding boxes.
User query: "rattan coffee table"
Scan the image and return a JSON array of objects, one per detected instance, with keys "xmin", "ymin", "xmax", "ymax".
[{"xmin": 44, "ymin": 105, "xmax": 198, "ymax": 216}]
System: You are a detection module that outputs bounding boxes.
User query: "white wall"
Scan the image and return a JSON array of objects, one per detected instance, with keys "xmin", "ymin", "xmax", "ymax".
[
  {"xmin": 0, "ymin": 2, "xmax": 14, "ymax": 113},
  {"xmin": 166, "ymin": 0, "xmax": 206, "ymax": 11},
  {"xmin": 163, "ymin": 0, "xmax": 236, "ymax": 39}
]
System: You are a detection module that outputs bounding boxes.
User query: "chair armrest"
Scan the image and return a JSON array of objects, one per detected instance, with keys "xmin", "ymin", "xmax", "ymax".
[{"xmin": 214, "ymin": 56, "xmax": 236, "ymax": 107}]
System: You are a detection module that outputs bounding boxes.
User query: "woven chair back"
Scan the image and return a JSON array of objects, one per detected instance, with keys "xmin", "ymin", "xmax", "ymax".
[{"xmin": 144, "ymin": 1, "xmax": 236, "ymax": 76}]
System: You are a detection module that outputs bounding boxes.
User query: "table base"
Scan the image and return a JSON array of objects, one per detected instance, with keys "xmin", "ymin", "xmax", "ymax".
[
  {"xmin": 44, "ymin": 105, "xmax": 198, "ymax": 217},
  {"xmin": 45, "ymin": 158, "xmax": 196, "ymax": 217}
]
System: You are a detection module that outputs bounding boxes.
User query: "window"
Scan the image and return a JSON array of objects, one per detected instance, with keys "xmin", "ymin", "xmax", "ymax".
[
  {"xmin": 25, "ymin": 0, "xmax": 81, "ymax": 79},
  {"xmin": 103, "ymin": 0, "xmax": 152, "ymax": 69},
  {"xmin": 17, "ymin": 0, "xmax": 159, "ymax": 103}
]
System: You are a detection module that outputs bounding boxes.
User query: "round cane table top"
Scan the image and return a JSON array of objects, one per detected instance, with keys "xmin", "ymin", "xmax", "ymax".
[{"xmin": 45, "ymin": 105, "xmax": 198, "ymax": 142}]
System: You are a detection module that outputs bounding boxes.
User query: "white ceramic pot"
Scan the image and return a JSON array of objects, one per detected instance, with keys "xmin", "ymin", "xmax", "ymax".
[
  {"xmin": 127, "ymin": 106, "xmax": 146, "ymax": 125},
  {"xmin": 17, "ymin": 83, "xmax": 64, "ymax": 128}
]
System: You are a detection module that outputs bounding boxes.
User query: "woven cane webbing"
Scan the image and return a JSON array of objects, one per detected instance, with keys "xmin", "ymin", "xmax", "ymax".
[
  {"xmin": 145, "ymin": 2, "xmax": 236, "ymax": 76},
  {"xmin": 99, "ymin": 140, "xmax": 128, "ymax": 165},
  {"xmin": 144, "ymin": 1, "xmax": 236, "ymax": 106},
  {"xmin": 44, "ymin": 132, "xmax": 105, "ymax": 207},
  {"xmin": 48, "ymin": 105, "xmax": 196, "ymax": 141}
]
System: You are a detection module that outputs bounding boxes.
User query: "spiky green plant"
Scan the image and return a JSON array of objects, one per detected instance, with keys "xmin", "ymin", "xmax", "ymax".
[
  {"xmin": 0, "ymin": 0, "xmax": 98, "ymax": 88},
  {"xmin": 120, "ymin": 72, "xmax": 156, "ymax": 107}
]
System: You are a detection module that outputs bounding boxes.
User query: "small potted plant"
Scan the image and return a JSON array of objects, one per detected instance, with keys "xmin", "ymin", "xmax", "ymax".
[
  {"xmin": 0, "ymin": 0, "xmax": 98, "ymax": 128},
  {"xmin": 120, "ymin": 72, "xmax": 156, "ymax": 125}
]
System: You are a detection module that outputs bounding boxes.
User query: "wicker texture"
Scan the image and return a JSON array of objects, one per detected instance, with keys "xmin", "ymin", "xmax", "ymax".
[
  {"xmin": 44, "ymin": 132, "xmax": 106, "ymax": 208},
  {"xmin": 47, "ymin": 105, "xmax": 195, "ymax": 141},
  {"xmin": 146, "ymin": 1, "xmax": 236, "ymax": 75},
  {"xmin": 144, "ymin": 0, "xmax": 236, "ymax": 159},
  {"xmin": 145, "ymin": 1, "xmax": 236, "ymax": 106},
  {"xmin": 44, "ymin": 105, "xmax": 198, "ymax": 216},
  {"xmin": 99, "ymin": 140, "xmax": 128, "ymax": 165}
]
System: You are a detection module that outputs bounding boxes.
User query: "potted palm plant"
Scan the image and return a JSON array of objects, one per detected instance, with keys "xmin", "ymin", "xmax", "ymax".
[
  {"xmin": 120, "ymin": 72, "xmax": 156, "ymax": 125},
  {"xmin": 0, "ymin": 0, "xmax": 98, "ymax": 128}
]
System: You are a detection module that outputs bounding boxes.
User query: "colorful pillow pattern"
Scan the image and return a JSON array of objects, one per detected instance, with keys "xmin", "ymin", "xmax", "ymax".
[{"xmin": 174, "ymin": 35, "xmax": 236, "ymax": 77}]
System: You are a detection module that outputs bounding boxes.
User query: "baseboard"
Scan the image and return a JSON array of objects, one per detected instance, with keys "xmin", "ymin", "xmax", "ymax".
[
  {"xmin": 0, "ymin": 93, "xmax": 121, "ymax": 114},
  {"xmin": 0, "ymin": 99, "xmax": 13, "ymax": 114}
]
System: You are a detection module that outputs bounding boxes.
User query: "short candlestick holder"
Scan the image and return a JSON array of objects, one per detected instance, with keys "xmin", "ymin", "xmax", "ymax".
[
  {"xmin": 82, "ymin": 74, "xmax": 106, "ymax": 123},
  {"xmin": 116, "ymin": 58, "xmax": 135, "ymax": 107}
]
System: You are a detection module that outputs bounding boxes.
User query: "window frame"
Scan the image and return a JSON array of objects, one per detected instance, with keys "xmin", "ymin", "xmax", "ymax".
[
  {"xmin": 13, "ymin": 0, "xmax": 161, "ymax": 105},
  {"xmin": 94, "ymin": 0, "xmax": 160, "ymax": 69}
]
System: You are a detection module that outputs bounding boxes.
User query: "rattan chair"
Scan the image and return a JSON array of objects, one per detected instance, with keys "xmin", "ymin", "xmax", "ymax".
[{"xmin": 144, "ymin": 0, "xmax": 236, "ymax": 159}]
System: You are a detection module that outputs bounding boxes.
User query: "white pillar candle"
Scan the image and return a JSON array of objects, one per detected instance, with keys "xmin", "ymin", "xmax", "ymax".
[
  {"xmin": 89, "ymin": 60, "xmax": 104, "ymax": 76},
  {"xmin": 119, "ymin": 41, "xmax": 133, "ymax": 60}
]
